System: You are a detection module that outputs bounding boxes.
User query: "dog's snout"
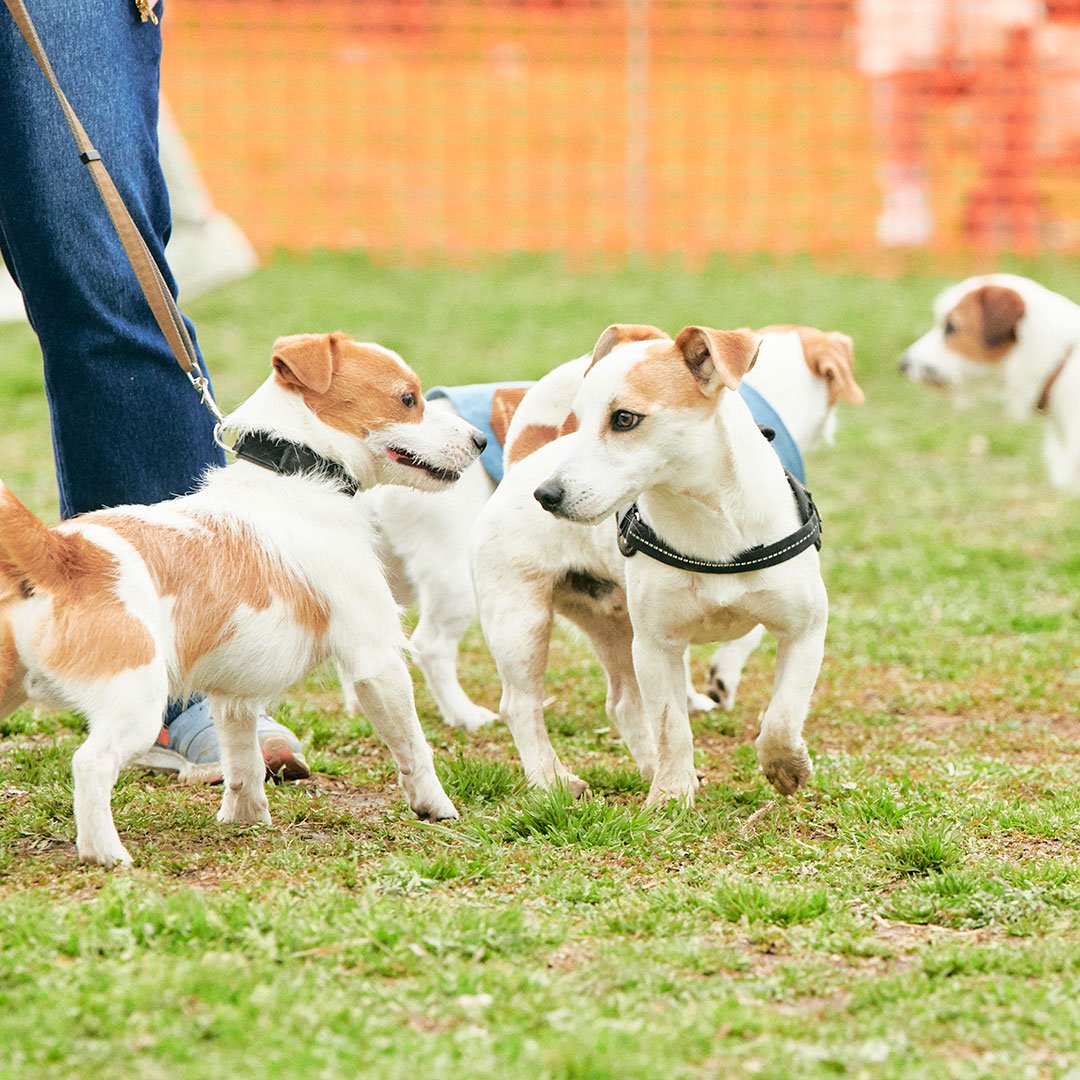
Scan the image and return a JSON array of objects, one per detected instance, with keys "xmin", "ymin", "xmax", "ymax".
[
  {"xmin": 534, "ymin": 479, "xmax": 565, "ymax": 513},
  {"xmin": 471, "ymin": 429, "xmax": 488, "ymax": 453},
  {"xmin": 898, "ymin": 354, "xmax": 912, "ymax": 374}
]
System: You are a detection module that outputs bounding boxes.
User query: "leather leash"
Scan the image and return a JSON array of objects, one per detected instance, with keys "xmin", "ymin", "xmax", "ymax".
[{"xmin": 4, "ymin": 0, "xmax": 227, "ymax": 436}]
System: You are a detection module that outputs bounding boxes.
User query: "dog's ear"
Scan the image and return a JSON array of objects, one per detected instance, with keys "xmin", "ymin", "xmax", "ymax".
[
  {"xmin": 272, "ymin": 332, "xmax": 345, "ymax": 394},
  {"xmin": 781, "ymin": 326, "xmax": 866, "ymax": 406},
  {"xmin": 587, "ymin": 324, "xmax": 668, "ymax": 373},
  {"xmin": 674, "ymin": 326, "xmax": 761, "ymax": 394},
  {"xmin": 975, "ymin": 286, "xmax": 1025, "ymax": 349}
]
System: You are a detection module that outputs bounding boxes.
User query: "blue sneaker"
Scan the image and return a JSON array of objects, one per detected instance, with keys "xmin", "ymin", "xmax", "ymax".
[{"xmin": 133, "ymin": 696, "xmax": 310, "ymax": 784}]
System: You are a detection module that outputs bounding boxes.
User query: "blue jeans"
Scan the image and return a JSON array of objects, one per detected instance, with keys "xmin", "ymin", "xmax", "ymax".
[{"xmin": 0, "ymin": 0, "xmax": 224, "ymax": 519}]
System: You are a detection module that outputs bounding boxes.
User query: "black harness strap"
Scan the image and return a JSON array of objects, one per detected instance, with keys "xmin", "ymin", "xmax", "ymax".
[
  {"xmin": 233, "ymin": 431, "xmax": 360, "ymax": 497},
  {"xmin": 616, "ymin": 473, "xmax": 822, "ymax": 574}
]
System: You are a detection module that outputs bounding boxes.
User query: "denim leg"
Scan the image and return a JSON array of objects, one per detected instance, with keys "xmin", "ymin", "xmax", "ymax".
[{"xmin": 0, "ymin": 0, "xmax": 224, "ymax": 518}]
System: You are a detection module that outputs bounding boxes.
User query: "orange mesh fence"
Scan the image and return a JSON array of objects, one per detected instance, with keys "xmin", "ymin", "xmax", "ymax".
[{"xmin": 163, "ymin": 0, "xmax": 1080, "ymax": 264}]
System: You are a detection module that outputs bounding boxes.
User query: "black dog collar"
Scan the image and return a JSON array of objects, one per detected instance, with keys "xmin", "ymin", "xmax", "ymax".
[
  {"xmin": 233, "ymin": 431, "xmax": 361, "ymax": 497},
  {"xmin": 617, "ymin": 472, "xmax": 822, "ymax": 574}
]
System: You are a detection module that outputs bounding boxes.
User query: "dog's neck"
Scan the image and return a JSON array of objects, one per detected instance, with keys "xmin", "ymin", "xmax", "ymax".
[
  {"xmin": 224, "ymin": 377, "xmax": 378, "ymax": 490},
  {"xmin": 636, "ymin": 391, "xmax": 800, "ymax": 562}
]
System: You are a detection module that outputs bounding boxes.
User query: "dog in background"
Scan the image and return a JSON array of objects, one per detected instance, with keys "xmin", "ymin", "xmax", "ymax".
[
  {"xmin": 0, "ymin": 332, "xmax": 483, "ymax": 866},
  {"xmin": 900, "ymin": 273, "xmax": 1080, "ymax": 493}
]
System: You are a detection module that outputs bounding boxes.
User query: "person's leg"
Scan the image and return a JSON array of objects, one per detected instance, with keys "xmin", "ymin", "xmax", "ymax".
[
  {"xmin": 0, "ymin": 0, "xmax": 223, "ymax": 518},
  {"xmin": 0, "ymin": 1, "xmax": 307, "ymax": 779}
]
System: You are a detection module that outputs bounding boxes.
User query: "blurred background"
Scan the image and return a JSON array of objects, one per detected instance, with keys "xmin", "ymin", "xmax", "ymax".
[{"xmin": 158, "ymin": 0, "xmax": 1080, "ymax": 267}]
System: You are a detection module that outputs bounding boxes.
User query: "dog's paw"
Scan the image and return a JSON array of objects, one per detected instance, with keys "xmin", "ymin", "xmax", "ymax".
[
  {"xmin": 403, "ymin": 772, "xmax": 459, "ymax": 821},
  {"xmin": 444, "ymin": 704, "xmax": 499, "ymax": 733},
  {"xmin": 704, "ymin": 667, "xmax": 737, "ymax": 711},
  {"xmin": 217, "ymin": 794, "xmax": 272, "ymax": 826},
  {"xmin": 687, "ymin": 690, "xmax": 719, "ymax": 715},
  {"xmin": 644, "ymin": 770, "xmax": 699, "ymax": 807},
  {"xmin": 757, "ymin": 739, "xmax": 813, "ymax": 796},
  {"xmin": 563, "ymin": 774, "xmax": 590, "ymax": 800},
  {"xmin": 78, "ymin": 842, "xmax": 133, "ymax": 869}
]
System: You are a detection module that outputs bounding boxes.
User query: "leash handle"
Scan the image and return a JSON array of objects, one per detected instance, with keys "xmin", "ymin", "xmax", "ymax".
[{"xmin": 4, "ymin": 0, "xmax": 219, "ymax": 418}]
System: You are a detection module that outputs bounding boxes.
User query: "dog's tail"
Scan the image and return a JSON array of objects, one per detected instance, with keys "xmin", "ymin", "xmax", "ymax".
[{"xmin": 0, "ymin": 481, "xmax": 101, "ymax": 595}]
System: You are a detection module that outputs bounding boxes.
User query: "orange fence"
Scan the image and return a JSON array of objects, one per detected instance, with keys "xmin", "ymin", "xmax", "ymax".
[{"xmin": 163, "ymin": 0, "xmax": 1080, "ymax": 264}]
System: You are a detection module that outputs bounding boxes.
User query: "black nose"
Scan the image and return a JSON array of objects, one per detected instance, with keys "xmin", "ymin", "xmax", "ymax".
[
  {"xmin": 471, "ymin": 430, "xmax": 488, "ymax": 452},
  {"xmin": 534, "ymin": 479, "xmax": 565, "ymax": 513},
  {"xmin": 898, "ymin": 354, "xmax": 912, "ymax": 374}
]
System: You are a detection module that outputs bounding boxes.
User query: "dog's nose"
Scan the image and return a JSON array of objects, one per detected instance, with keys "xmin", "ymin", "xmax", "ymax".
[
  {"xmin": 534, "ymin": 479, "xmax": 565, "ymax": 513},
  {"xmin": 471, "ymin": 429, "xmax": 488, "ymax": 452},
  {"xmin": 898, "ymin": 354, "xmax": 912, "ymax": 374}
]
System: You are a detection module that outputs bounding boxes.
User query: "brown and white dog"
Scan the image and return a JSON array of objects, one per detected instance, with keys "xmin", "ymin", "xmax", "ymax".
[
  {"xmin": 470, "ymin": 324, "xmax": 862, "ymax": 800},
  {"xmin": 0, "ymin": 332, "xmax": 484, "ymax": 866},
  {"xmin": 899, "ymin": 274, "xmax": 1080, "ymax": 493}
]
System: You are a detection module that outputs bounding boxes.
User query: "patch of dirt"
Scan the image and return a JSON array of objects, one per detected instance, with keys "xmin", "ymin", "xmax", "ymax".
[
  {"xmin": 304, "ymin": 773, "xmax": 395, "ymax": 822},
  {"xmin": 546, "ymin": 942, "xmax": 593, "ymax": 972}
]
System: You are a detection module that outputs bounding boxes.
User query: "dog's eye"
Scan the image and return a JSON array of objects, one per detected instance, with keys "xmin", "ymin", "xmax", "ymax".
[
  {"xmin": 610, "ymin": 409, "xmax": 643, "ymax": 432},
  {"xmin": 400, "ymin": 393, "xmax": 417, "ymax": 408},
  {"xmin": 943, "ymin": 320, "xmax": 956, "ymax": 335}
]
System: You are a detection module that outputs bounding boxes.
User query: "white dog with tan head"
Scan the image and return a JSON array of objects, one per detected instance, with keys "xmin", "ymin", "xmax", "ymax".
[
  {"xmin": 0, "ymin": 332, "xmax": 483, "ymax": 866},
  {"xmin": 529, "ymin": 326, "xmax": 829, "ymax": 804},
  {"xmin": 900, "ymin": 273, "xmax": 1080, "ymax": 493}
]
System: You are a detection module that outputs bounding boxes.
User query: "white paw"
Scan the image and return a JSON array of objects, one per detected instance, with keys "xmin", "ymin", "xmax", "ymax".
[
  {"xmin": 704, "ymin": 666, "xmax": 738, "ymax": 710},
  {"xmin": 78, "ymin": 841, "xmax": 133, "ymax": 868},
  {"xmin": 645, "ymin": 769, "xmax": 699, "ymax": 807},
  {"xmin": 443, "ymin": 704, "xmax": 499, "ymax": 733},
  {"xmin": 217, "ymin": 794, "xmax": 272, "ymax": 825},
  {"xmin": 402, "ymin": 772, "xmax": 459, "ymax": 821},
  {"xmin": 756, "ymin": 737, "xmax": 813, "ymax": 795},
  {"xmin": 687, "ymin": 690, "xmax": 719, "ymax": 715}
]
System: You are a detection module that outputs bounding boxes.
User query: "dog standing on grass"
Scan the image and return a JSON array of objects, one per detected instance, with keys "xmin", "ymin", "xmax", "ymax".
[
  {"xmin": 900, "ymin": 273, "xmax": 1080, "ymax": 493},
  {"xmin": 472, "ymin": 325, "xmax": 861, "ymax": 802},
  {"xmin": 0, "ymin": 332, "xmax": 483, "ymax": 866}
]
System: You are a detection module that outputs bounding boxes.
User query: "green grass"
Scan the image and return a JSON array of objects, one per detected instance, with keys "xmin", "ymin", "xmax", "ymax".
[{"xmin": 1, "ymin": 252, "xmax": 1079, "ymax": 1078}]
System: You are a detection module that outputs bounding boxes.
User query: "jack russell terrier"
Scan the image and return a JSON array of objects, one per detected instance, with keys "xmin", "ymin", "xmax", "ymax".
[
  {"xmin": 352, "ymin": 326, "xmax": 861, "ymax": 733},
  {"xmin": 900, "ymin": 273, "xmax": 1080, "ymax": 493},
  {"xmin": 0, "ymin": 332, "xmax": 483, "ymax": 866},
  {"xmin": 471, "ymin": 324, "xmax": 862, "ymax": 801}
]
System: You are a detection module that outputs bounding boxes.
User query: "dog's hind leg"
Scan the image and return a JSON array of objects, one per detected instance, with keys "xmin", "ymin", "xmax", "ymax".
[
  {"xmin": 211, "ymin": 697, "xmax": 271, "ymax": 825},
  {"xmin": 703, "ymin": 625, "xmax": 766, "ymax": 711},
  {"xmin": 756, "ymin": 618, "xmax": 826, "ymax": 796},
  {"xmin": 348, "ymin": 654, "xmax": 458, "ymax": 821},
  {"xmin": 410, "ymin": 573, "xmax": 497, "ymax": 732},
  {"xmin": 564, "ymin": 607, "xmax": 657, "ymax": 783},
  {"xmin": 72, "ymin": 674, "xmax": 168, "ymax": 867}
]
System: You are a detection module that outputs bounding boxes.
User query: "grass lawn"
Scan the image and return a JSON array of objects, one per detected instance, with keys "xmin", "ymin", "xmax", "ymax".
[{"xmin": 0, "ymin": 254, "xmax": 1078, "ymax": 1079}]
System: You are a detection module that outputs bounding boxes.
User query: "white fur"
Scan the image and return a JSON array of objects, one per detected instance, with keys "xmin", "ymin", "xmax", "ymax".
[
  {"xmin": 900, "ymin": 273, "xmax": 1080, "ymax": 493},
  {"xmin": 1, "ymin": 341, "xmax": 482, "ymax": 866}
]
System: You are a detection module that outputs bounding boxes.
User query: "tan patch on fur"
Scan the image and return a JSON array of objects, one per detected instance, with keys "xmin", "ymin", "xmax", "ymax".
[
  {"xmin": 490, "ymin": 386, "xmax": 530, "ymax": 446},
  {"xmin": 91, "ymin": 513, "xmax": 330, "ymax": 677},
  {"xmin": 506, "ymin": 410, "xmax": 579, "ymax": 466},
  {"xmin": 758, "ymin": 325, "xmax": 865, "ymax": 405},
  {"xmin": 0, "ymin": 616, "xmax": 19, "ymax": 715},
  {"xmin": 621, "ymin": 342, "xmax": 712, "ymax": 413},
  {"xmin": 586, "ymin": 324, "xmax": 670, "ymax": 374},
  {"xmin": 274, "ymin": 332, "xmax": 424, "ymax": 437},
  {"xmin": 944, "ymin": 286, "xmax": 1026, "ymax": 363},
  {"xmin": 675, "ymin": 327, "xmax": 761, "ymax": 393},
  {"xmin": 0, "ymin": 486, "xmax": 154, "ymax": 681}
]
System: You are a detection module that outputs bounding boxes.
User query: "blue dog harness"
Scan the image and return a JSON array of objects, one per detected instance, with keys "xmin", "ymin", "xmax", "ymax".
[{"xmin": 426, "ymin": 380, "xmax": 805, "ymax": 486}]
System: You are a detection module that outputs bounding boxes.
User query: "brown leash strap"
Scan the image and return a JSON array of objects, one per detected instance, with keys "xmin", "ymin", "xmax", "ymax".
[{"xmin": 4, "ymin": 0, "xmax": 217, "ymax": 403}]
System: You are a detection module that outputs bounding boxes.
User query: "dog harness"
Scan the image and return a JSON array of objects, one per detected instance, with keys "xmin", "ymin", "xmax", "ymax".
[
  {"xmin": 426, "ymin": 381, "xmax": 805, "ymax": 486},
  {"xmin": 233, "ymin": 431, "xmax": 361, "ymax": 497},
  {"xmin": 615, "ymin": 429, "xmax": 822, "ymax": 574}
]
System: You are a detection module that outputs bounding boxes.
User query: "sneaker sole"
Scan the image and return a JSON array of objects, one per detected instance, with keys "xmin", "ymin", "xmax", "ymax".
[{"xmin": 260, "ymin": 735, "xmax": 311, "ymax": 782}]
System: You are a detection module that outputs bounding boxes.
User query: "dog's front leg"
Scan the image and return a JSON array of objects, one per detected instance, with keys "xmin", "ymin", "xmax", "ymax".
[
  {"xmin": 349, "ymin": 656, "xmax": 459, "ymax": 821},
  {"xmin": 633, "ymin": 636, "xmax": 699, "ymax": 805},
  {"xmin": 212, "ymin": 698, "xmax": 271, "ymax": 825},
  {"xmin": 756, "ymin": 620, "xmax": 825, "ymax": 795}
]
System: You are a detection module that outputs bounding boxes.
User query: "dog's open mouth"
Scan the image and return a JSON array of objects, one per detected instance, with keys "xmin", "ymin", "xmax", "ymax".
[{"xmin": 386, "ymin": 447, "xmax": 461, "ymax": 483}]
